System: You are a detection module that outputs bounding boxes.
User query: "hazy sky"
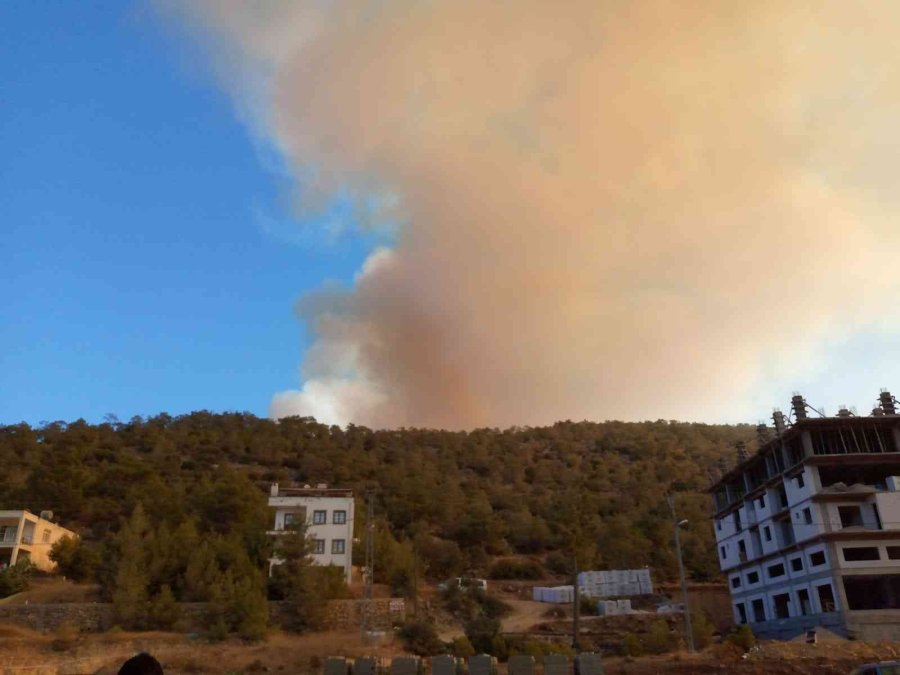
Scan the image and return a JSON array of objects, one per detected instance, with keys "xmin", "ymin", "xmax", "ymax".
[{"xmin": 4, "ymin": 2, "xmax": 900, "ymax": 428}]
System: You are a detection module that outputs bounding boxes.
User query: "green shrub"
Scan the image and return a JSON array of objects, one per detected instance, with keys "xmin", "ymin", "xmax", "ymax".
[
  {"xmin": 645, "ymin": 619, "xmax": 675, "ymax": 654},
  {"xmin": 579, "ymin": 595, "xmax": 598, "ymax": 616},
  {"xmin": 487, "ymin": 559, "xmax": 544, "ymax": 580},
  {"xmin": 400, "ymin": 618, "xmax": 444, "ymax": 656},
  {"xmin": 0, "ymin": 561, "xmax": 34, "ymax": 598},
  {"xmin": 451, "ymin": 635, "xmax": 475, "ymax": 658},
  {"xmin": 690, "ymin": 610, "xmax": 715, "ymax": 650},
  {"xmin": 465, "ymin": 615, "xmax": 502, "ymax": 654},
  {"xmin": 622, "ymin": 633, "xmax": 643, "ymax": 656},
  {"xmin": 726, "ymin": 624, "xmax": 756, "ymax": 651},
  {"xmin": 49, "ymin": 537, "xmax": 100, "ymax": 582},
  {"xmin": 543, "ymin": 552, "xmax": 572, "ymax": 577},
  {"xmin": 149, "ymin": 584, "xmax": 180, "ymax": 630}
]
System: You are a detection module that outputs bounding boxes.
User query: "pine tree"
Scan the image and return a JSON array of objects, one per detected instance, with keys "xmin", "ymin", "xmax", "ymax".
[
  {"xmin": 111, "ymin": 504, "xmax": 151, "ymax": 629},
  {"xmin": 273, "ymin": 528, "xmax": 327, "ymax": 632}
]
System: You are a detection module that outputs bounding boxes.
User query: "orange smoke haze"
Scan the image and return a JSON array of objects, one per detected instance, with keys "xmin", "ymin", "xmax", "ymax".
[{"xmin": 172, "ymin": 1, "xmax": 900, "ymax": 428}]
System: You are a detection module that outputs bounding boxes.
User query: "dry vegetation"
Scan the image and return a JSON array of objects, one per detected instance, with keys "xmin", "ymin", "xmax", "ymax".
[{"xmin": 2, "ymin": 626, "xmax": 900, "ymax": 675}]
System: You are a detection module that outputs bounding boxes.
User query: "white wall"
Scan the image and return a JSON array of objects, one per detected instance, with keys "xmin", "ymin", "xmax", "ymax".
[
  {"xmin": 875, "ymin": 491, "xmax": 900, "ymax": 531},
  {"xmin": 269, "ymin": 495, "xmax": 355, "ymax": 582},
  {"xmin": 785, "ymin": 470, "xmax": 813, "ymax": 507}
]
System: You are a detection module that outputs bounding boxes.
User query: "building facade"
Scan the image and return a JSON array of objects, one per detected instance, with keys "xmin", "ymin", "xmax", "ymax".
[
  {"xmin": 0, "ymin": 510, "xmax": 76, "ymax": 572},
  {"xmin": 268, "ymin": 484, "xmax": 354, "ymax": 583},
  {"xmin": 711, "ymin": 391, "xmax": 900, "ymax": 640}
]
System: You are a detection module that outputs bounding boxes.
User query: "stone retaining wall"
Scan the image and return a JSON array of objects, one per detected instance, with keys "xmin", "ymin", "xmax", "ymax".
[{"xmin": 0, "ymin": 598, "xmax": 405, "ymax": 633}]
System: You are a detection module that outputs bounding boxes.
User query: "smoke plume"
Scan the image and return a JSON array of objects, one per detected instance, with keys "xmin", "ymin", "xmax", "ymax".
[{"xmin": 173, "ymin": 1, "xmax": 900, "ymax": 428}]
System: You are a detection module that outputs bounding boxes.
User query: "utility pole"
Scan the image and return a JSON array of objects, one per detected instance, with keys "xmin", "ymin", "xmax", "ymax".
[
  {"xmin": 412, "ymin": 535, "xmax": 419, "ymax": 617},
  {"xmin": 362, "ymin": 489, "xmax": 375, "ymax": 640},
  {"xmin": 668, "ymin": 494, "xmax": 695, "ymax": 652},
  {"xmin": 572, "ymin": 551, "xmax": 580, "ymax": 651}
]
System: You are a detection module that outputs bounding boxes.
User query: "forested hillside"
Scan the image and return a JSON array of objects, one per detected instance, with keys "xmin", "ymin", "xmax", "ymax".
[{"xmin": 0, "ymin": 413, "xmax": 752, "ymax": 588}]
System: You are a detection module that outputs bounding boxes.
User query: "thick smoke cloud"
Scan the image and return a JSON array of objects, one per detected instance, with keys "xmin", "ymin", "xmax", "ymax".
[{"xmin": 175, "ymin": 1, "xmax": 900, "ymax": 428}]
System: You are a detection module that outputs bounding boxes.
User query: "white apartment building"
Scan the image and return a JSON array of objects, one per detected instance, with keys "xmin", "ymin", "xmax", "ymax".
[
  {"xmin": 268, "ymin": 483, "xmax": 354, "ymax": 583},
  {"xmin": 711, "ymin": 391, "xmax": 900, "ymax": 640},
  {"xmin": 0, "ymin": 510, "xmax": 76, "ymax": 572}
]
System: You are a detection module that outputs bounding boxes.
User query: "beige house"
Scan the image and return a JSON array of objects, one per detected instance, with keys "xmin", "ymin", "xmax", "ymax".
[{"xmin": 0, "ymin": 510, "xmax": 76, "ymax": 572}]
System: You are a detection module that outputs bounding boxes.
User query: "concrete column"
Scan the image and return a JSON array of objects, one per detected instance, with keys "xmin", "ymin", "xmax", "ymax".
[
  {"xmin": 10, "ymin": 513, "xmax": 25, "ymax": 565},
  {"xmin": 801, "ymin": 431, "xmax": 814, "ymax": 458}
]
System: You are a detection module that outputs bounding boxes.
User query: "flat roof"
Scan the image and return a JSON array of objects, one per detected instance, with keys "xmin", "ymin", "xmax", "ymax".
[{"xmin": 712, "ymin": 415, "xmax": 900, "ymax": 491}]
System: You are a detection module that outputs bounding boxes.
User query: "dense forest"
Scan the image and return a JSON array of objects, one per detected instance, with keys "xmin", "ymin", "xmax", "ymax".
[{"xmin": 0, "ymin": 413, "xmax": 753, "ymax": 633}]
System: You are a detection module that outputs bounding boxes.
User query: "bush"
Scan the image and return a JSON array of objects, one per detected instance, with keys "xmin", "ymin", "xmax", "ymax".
[
  {"xmin": 49, "ymin": 537, "xmax": 100, "ymax": 582},
  {"xmin": 149, "ymin": 584, "xmax": 180, "ymax": 630},
  {"xmin": 487, "ymin": 559, "xmax": 544, "ymax": 580},
  {"xmin": 622, "ymin": 633, "xmax": 643, "ymax": 657},
  {"xmin": 543, "ymin": 552, "xmax": 572, "ymax": 577},
  {"xmin": 400, "ymin": 619, "xmax": 444, "ymax": 656},
  {"xmin": 690, "ymin": 610, "xmax": 715, "ymax": 650},
  {"xmin": 506, "ymin": 637, "xmax": 574, "ymax": 659},
  {"xmin": 0, "ymin": 561, "xmax": 34, "ymax": 598},
  {"xmin": 579, "ymin": 595, "xmax": 598, "ymax": 616},
  {"xmin": 465, "ymin": 615, "xmax": 502, "ymax": 655},
  {"xmin": 726, "ymin": 624, "xmax": 756, "ymax": 651},
  {"xmin": 645, "ymin": 618, "xmax": 675, "ymax": 654},
  {"xmin": 450, "ymin": 635, "xmax": 475, "ymax": 658}
]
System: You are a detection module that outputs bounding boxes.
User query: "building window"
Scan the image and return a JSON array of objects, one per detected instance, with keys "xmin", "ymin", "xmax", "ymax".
[
  {"xmin": 802, "ymin": 507, "xmax": 812, "ymax": 525},
  {"xmin": 312, "ymin": 539, "xmax": 325, "ymax": 554},
  {"xmin": 284, "ymin": 511, "xmax": 306, "ymax": 529},
  {"xmin": 331, "ymin": 539, "xmax": 346, "ymax": 554},
  {"xmin": 773, "ymin": 592, "xmax": 791, "ymax": 619},
  {"xmin": 790, "ymin": 557, "xmax": 803, "ymax": 572},
  {"xmin": 797, "ymin": 589, "xmax": 811, "ymax": 616},
  {"xmin": 796, "ymin": 473, "xmax": 805, "ymax": 489},
  {"xmin": 838, "ymin": 505, "xmax": 863, "ymax": 528},
  {"xmin": 720, "ymin": 546, "xmax": 726, "ymax": 560},
  {"xmin": 843, "ymin": 575, "xmax": 900, "ymax": 610},
  {"xmin": 41, "ymin": 529, "xmax": 50, "ymax": 543},
  {"xmin": 764, "ymin": 526, "xmax": 772, "ymax": 542},
  {"xmin": 333, "ymin": 510, "xmax": 347, "ymax": 525},
  {"xmin": 843, "ymin": 546, "xmax": 880, "ymax": 562},
  {"xmin": 716, "ymin": 520, "xmax": 722, "ymax": 532},
  {"xmin": 809, "ymin": 551, "xmax": 826, "ymax": 567},
  {"xmin": 887, "ymin": 546, "xmax": 900, "ymax": 560},
  {"xmin": 0, "ymin": 526, "xmax": 16, "ymax": 542},
  {"xmin": 313, "ymin": 510, "xmax": 327, "ymax": 525},
  {"xmin": 751, "ymin": 598, "xmax": 766, "ymax": 622},
  {"xmin": 816, "ymin": 583, "xmax": 836, "ymax": 612},
  {"xmin": 758, "ymin": 495, "xmax": 766, "ymax": 509},
  {"xmin": 731, "ymin": 576, "xmax": 741, "ymax": 589},
  {"xmin": 736, "ymin": 603, "xmax": 747, "ymax": 624},
  {"xmin": 746, "ymin": 571, "xmax": 759, "ymax": 584},
  {"xmin": 767, "ymin": 563, "xmax": 785, "ymax": 579}
]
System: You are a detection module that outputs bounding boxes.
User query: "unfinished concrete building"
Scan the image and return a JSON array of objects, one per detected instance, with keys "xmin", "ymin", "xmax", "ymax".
[{"xmin": 711, "ymin": 390, "xmax": 900, "ymax": 639}]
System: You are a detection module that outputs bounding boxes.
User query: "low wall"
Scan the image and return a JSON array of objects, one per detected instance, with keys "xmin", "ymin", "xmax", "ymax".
[{"xmin": 0, "ymin": 598, "xmax": 405, "ymax": 633}]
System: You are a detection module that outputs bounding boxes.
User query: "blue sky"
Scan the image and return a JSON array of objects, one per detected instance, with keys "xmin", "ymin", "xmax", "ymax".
[{"xmin": 1, "ymin": 2, "xmax": 372, "ymax": 425}]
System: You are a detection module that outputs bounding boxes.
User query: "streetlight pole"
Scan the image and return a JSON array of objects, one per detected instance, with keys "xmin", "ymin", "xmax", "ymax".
[
  {"xmin": 572, "ymin": 551, "xmax": 580, "ymax": 651},
  {"xmin": 668, "ymin": 494, "xmax": 695, "ymax": 653}
]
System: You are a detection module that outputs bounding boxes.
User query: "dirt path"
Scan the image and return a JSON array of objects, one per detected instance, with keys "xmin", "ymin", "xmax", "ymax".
[{"xmin": 500, "ymin": 597, "xmax": 553, "ymax": 633}]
